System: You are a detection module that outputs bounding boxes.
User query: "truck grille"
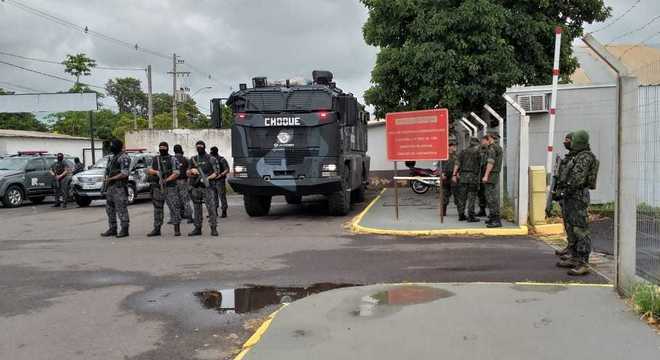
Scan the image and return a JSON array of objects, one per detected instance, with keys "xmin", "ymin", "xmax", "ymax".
[{"xmin": 248, "ymin": 148, "xmax": 319, "ymax": 165}]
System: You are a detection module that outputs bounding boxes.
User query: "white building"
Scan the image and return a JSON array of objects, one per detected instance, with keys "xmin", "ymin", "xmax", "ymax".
[{"xmin": 0, "ymin": 129, "xmax": 102, "ymax": 166}]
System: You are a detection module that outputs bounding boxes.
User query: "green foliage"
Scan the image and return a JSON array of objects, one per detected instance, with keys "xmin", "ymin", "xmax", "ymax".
[
  {"xmin": 112, "ymin": 113, "xmax": 148, "ymax": 140},
  {"xmin": 62, "ymin": 53, "xmax": 96, "ymax": 84},
  {"xmin": 152, "ymin": 93, "xmax": 173, "ymax": 115},
  {"xmin": 631, "ymin": 282, "xmax": 660, "ymax": 320},
  {"xmin": 105, "ymin": 77, "xmax": 147, "ymax": 114},
  {"xmin": 590, "ymin": 202, "xmax": 614, "ymax": 218},
  {"xmin": 221, "ymin": 104, "xmax": 234, "ymax": 128},
  {"xmin": 501, "ymin": 194, "xmax": 514, "ymax": 222},
  {"xmin": 361, "ymin": 0, "xmax": 611, "ymax": 119}
]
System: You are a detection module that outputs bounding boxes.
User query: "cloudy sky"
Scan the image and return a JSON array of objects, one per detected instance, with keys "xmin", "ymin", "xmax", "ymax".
[{"xmin": 0, "ymin": 0, "xmax": 658, "ymax": 114}]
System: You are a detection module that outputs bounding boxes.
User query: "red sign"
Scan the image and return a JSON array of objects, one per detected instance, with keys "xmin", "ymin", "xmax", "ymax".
[{"xmin": 386, "ymin": 109, "xmax": 449, "ymax": 161}]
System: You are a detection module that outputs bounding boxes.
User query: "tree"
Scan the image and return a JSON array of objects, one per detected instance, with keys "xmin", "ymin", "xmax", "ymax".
[
  {"xmin": 361, "ymin": 0, "xmax": 610, "ymax": 119},
  {"xmin": 0, "ymin": 88, "xmax": 49, "ymax": 132},
  {"xmin": 105, "ymin": 77, "xmax": 147, "ymax": 115},
  {"xmin": 62, "ymin": 53, "xmax": 96, "ymax": 88},
  {"xmin": 48, "ymin": 109, "xmax": 120, "ymax": 140}
]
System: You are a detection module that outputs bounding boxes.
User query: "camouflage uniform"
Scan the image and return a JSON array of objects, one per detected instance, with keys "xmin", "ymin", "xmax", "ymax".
[
  {"xmin": 455, "ymin": 138, "xmax": 481, "ymax": 218},
  {"xmin": 174, "ymin": 153, "xmax": 193, "ymax": 220},
  {"xmin": 484, "ymin": 140, "xmax": 503, "ymax": 221},
  {"xmin": 104, "ymin": 152, "xmax": 131, "ymax": 231},
  {"xmin": 440, "ymin": 151, "xmax": 458, "ymax": 215},
  {"xmin": 189, "ymin": 153, "xmax": 220, "ymax": 229},
  {"xmin": 477, "ymin": 144, "xmax": 488, "ymax": 215},
  {"xmin": 557, "ymin": 149, "xmax": 575, "ymax": 253},
  {"xmin": 557, "ymin": 130, "xmax": 597, "ymax": 265},
  {"xmin": 150, "ymin": 155, "xmax": 181, "ymax": 228}
]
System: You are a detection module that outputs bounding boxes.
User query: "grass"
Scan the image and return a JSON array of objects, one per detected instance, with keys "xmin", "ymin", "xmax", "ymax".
[
  {"xmin": 630, "ymin": 282, "xmax": 660, "ymax": 325},
  {"xmin": 590, "ymin": 202, "xmax": 614, "ymax": 218}
]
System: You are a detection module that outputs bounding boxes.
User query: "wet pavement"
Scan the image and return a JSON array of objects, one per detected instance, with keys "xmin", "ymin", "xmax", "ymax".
[
  {"xmin": 246, "ymin": 283, "xmax": 660, "ymax": 360},
  {"xmin": 0, "ymin": 191, "xmax": 612, "ymax": 359}
]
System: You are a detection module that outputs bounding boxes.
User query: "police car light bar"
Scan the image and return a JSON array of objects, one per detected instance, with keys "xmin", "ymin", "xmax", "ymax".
[{"xmin": 17, "ymin": 150, "xmax": 48, "ymax": 155}]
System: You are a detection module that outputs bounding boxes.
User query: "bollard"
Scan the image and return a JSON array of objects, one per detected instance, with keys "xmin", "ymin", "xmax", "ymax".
[{"xmin": 528, "ymin": 166, "xmax": 547, "ymax": 225}]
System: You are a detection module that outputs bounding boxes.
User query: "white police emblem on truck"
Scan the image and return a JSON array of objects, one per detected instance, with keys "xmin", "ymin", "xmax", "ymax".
[{"xmin": 264, "ymin": 117, "xmax": 301, "ymax": 126}]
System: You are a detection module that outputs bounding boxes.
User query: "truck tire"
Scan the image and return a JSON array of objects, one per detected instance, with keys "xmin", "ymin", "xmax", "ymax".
[
  {"xmin": 2, "ymin": 185, "xmax": 24, "ymax": 208},
  {"xmin": 76, "ymin": 196, "xmax": 92, "ymax": 207},
  {"xmin": 285, "ymin": 194, "xmax": 302, "ymax": 205},
  {"xmin": 351, "ymin": 184, "xmax": 366, "ymax": 203},
  {"xmin": 29, "ymin": 196, "xmax": 46, "ymax": 204},
  {"xmin": 328, "ymin": 165, "xmax": 351, "ymax": 216},
  {"xmin": 244, "ymin": 194, "xmax": 272, "ymax": 217}
]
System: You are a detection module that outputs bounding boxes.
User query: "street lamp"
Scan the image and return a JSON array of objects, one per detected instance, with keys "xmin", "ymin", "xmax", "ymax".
[{"xmin": 192, "ymin": 86, "xmax": 213, "ymax": 96}]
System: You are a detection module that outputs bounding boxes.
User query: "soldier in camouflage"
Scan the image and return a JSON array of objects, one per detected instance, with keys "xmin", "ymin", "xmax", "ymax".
[
  {"xmin": 477, "ymin": 138, "xmax": 489, "ymax": 217},
  {"xmin": 439, "ymin": 140, "xmax": 458, "ymax": 216},
  {"xmin": 482, "ymin": 132, "xmax": 504, "ymax": 228},
  {"xmin": 554, "ymin": 133, "xmax": 576, "ymax": 258},
  {"xmin": 173, "ymin": 145, "xmax": 194, "ymax": 223},
  {"xmin": 147, "ymin": 142, "xmax": 182, "ymax": 237},
  {"xmin": 187, "ymin": 141, "xmax": 220, "ymax": 237},
  {"xmin": 554, "ymin": 130, "xmax": 599, "ymax": 276},
  {"xmin": 101, "ymin": 139, "xmax": 131, "ymax": 238},
  {"xmin": 453, "ymin": 137, "xmax": 481, "ymax": 222}
]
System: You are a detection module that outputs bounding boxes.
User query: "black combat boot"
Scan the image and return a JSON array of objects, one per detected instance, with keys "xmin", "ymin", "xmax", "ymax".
[
  {"xmin": 556, "ymin": 257, "xmax": 579, "ymax": 268},
  {"xmin": 467, "ymin": 215, "xmax": 480, "ymax": 223},
  {"xmin": 116, "ymin": 226, "xmax": 129, "ymax": 238},
  {"xmin": 188, "ymin": 226, "xmax": 202, "ymax": 236},
  {"xmin": 174, "ymin": 224, "xmax": 181, "ymax": 237},
  {"xmin": 101, "ymin": 228, "xmax": 117, "ymax": 237},
  {"xmin": 210, "ymin": 226, "xmax": 219, "ymax": 237},
  {"xmin": 221, "ymin": 210, "xmax": 227, "ymax": 218},
  {"xmin": 147, "ymin": 227, "xmax": 161, "ymax": 237},
  {"xmin": 568, "ymin": 261, "xmax": 591, "ymax": 276},
  {"xmin": 458, "ymin": 213, "xmax": 467, "ymax": 221},
  {"xmin": 477, "ymin": 208, "xmax": 487, "ymax": 217},
  {"xmin": 187, "ymin": 217, "xmax": 194, "ymax": 224},
  {"xmin": 486, "ymin": 219, "xmax": 502, "ymax": 228}
]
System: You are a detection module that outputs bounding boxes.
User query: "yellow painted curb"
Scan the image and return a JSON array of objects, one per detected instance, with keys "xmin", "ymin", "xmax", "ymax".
[
  {"xmin": 234, "ymin": 304, "xmax": 287, "ymax": 360},
  {"xmin": 530, "ymin": 223, "xmax": 565, "ymax": 236},
  {"xmin": 350, "ymin": 190, "xmax": 528, "ymax": 236}
]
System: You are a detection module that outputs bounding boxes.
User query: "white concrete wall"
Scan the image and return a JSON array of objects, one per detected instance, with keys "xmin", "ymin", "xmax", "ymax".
[
  {"xmin": 125, "ymin": 129, "xmax": 233, "ymax": 168},
  {"xmin": 367, "ymin": 123, "xmax": 436, "ymax": 171},
  {"xmin": 0, "ymin": 137, "xmax": 101, "ymax": 167},
  {"xmin": 506, "ymin": 85, "xmax": 617, "ymax": 204}
]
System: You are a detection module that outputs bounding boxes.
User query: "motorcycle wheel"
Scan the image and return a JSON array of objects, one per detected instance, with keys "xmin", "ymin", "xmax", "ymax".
[{"xmin": 410, "ymin": 180, "xmax": 430, "ymax": 194}]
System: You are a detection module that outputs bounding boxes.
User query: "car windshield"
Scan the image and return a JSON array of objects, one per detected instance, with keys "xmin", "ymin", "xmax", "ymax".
[
  {"xmin": 91, "ymin": 157, "xmax": 109, "ymax": 169},
  {"xmin": 0, "ymin": 157, "xmax": 29, "ymax": 170}
]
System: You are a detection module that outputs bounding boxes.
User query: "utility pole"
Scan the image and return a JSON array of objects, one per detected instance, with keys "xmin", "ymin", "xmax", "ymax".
[
  {"xmin": 147, "ymin": 64, "xmax": 153, "ymax": 129},
  {"xmin": 167, "ymin": 53, "xmax": 190, "ymax": 129}
]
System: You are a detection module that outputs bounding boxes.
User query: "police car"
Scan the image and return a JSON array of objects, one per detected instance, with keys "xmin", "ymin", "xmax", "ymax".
[
  {"xmin": 0, "ymin": 151, "xmax": 75, "ymax": 207},
  {"xmin": 71, "ymin": 149, "xmax": 155, "ymax": 207}
]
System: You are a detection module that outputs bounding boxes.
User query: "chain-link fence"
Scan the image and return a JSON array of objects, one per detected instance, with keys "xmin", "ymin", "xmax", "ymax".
[{"xmin": 635, "ymin": 85, "xmax": 660, "ymax": 283}]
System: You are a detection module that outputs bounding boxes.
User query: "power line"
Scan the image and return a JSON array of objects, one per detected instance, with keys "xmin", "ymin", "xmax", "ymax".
[
  {"xmin": 591, "ymin": 0, "xmax": 642, "ymax": 34},
  {"xmin": 619, "ymin": 30, "xmax": 660, "ymax": 59},
  {"xmin": 0, "ymin": 80, "xmax": 44, "ymax": 92},
  {"xmin": 0, "ymin": 59, "xmax": 105, "ymax": 90},
  {"xmin": 0, "ymin": 50, "xmax": 146, "ymax": 71},
  {"xmin": 608, "ymin": 14, "xmax": 660, "ymax": 43}
]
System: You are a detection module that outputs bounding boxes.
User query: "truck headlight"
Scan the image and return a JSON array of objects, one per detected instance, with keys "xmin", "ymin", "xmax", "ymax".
[
  {"xmin": 234, "ymin": 165, "xmax": 248, "ymax": 178},
  {"xmin": 321, "ymin": 164, "xmax": 337, "ymax": 177}
]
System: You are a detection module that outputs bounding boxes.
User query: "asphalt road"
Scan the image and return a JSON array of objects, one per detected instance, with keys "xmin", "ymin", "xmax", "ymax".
[{"xmin": 0, "ymin": 192, "xmax": 607, "ymax": 360}]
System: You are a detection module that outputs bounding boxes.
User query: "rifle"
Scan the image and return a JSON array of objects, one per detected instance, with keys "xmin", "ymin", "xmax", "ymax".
[
  {"xmin": 156, "ymin": 156, "xmax": 165, "ymax": 192},
  {"xmin": 191, "ymin": 156, "xmax": 210, "ymax": 188},
  {"xmin": 545, "ymin": 155, "xmax": 561, "ymax": 218}
]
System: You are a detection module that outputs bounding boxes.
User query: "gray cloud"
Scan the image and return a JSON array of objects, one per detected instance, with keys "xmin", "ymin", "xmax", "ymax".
[{"xmin": 0, "ymin": 0, "xmax": 657, "ymax": 114}]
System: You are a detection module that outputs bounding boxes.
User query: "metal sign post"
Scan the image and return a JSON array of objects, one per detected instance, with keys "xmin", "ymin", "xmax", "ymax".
[{"xmin": 394, "ymin": 161, "xmax": 399, "ymax": 221}]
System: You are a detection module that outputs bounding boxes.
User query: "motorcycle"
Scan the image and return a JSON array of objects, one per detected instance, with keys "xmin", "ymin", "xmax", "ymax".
[{"xmin": 405, "ymin": 161, "xmax": 444, "ymax": 195}]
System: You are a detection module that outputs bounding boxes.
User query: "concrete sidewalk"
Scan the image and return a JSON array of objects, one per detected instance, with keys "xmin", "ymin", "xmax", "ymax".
[
  {"xmin": 243, "ymin": 283, "xmax": 660, "ymax": 360},
  {"xmin": 352, "ymin": 188, "xmax": 527, "ymax": 236}
]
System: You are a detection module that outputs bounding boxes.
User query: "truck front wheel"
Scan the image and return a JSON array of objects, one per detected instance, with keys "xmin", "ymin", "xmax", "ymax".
[
  {"xmin": 328, "ymin": 165, "xmax": 351, "ymax": 216},
  {"xmin": 244, "ymin": 194, "xmax": 272, "ymax": 217}
]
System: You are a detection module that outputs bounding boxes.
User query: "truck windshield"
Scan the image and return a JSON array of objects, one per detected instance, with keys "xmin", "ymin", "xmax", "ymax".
[
  {"xmin": 232, "ymin": 89, "xmax": 333, "ymax": 113},
  {"xmin": 0, "ymin": 158, "xmax": 29, "ymax": 170}
]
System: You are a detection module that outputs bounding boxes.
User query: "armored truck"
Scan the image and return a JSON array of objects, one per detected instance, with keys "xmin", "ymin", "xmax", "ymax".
[{"xmin": 217, "ymin": 70, "xmax": 370, "ymax": 216}]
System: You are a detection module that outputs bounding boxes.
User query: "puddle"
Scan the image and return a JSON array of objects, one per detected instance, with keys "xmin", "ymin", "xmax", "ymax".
[
  {"xmin": 353, "ymin": 285, "xmax": 454, "ymax": 318},
  {"xmin": 194, "ymin": 283, "xmax": 356, "ymax": 314}
]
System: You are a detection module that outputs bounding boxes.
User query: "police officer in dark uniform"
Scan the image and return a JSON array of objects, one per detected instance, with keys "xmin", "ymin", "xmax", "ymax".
[
  {"xmin": 49, "ymin": 153, "xmax": 71, "ymax": 208},
  {"xmin": 187, "ymin": 141, "xmax": 220, "ymax": 236},
  {"xmin": 72, "ymin": 157, "xmax": 85, "ymax": 175},
  {"xmin": 147, "ymin": 142, "xmax": 182, "ymax": 237},
  {"xmin": 173, "ymin": 144, "xmax": 193, "ymax": 223},
  {"xmin": 210, "ymin": 146, "xmax": 230, "ymax": 218},
  {"xmin": 101, "ymin": 139, "xmax": 131, "ymax": 238}
]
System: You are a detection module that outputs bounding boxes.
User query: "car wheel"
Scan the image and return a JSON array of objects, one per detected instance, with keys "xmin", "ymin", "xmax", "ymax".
[
  {"xmin": 75, "ymin": 196, "xmax": 92, "ymax": 207},
  {"xmin": 2, "ymin": 185, "xmax": 24, "ymax": 208},
  {"xmin": 127, "ymin": 184, "xmax": 136, "ymax": 205}
]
